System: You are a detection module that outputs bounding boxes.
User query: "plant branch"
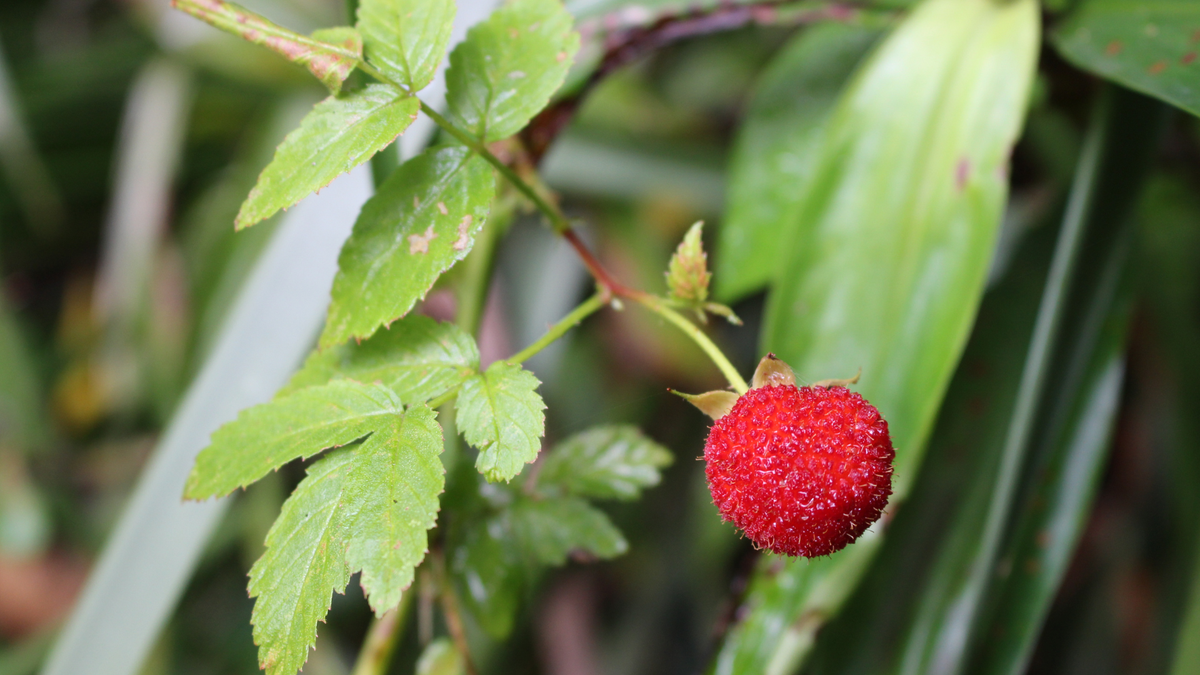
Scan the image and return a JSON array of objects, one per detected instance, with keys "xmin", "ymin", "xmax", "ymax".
[
  {"xmin": 349, "ymin": 596, "xmax": 411, "ymax": 675},
  {"xmin": 507, "ymin": 293, "xmax": 607, "ymax": 364},
  {"xmin": 418, "ymin": 101, "xmax": 571, "ymax": 233},
  {"xmin": 522, "ymin": 0, "xmax": 891, "ymax": 162},
  {"xmin": 633, "ymin": 295, "xmax": 749, "ymax": 394},
  {"xmin": 431, "ymin": 549, "xmax": 477, "ymax": 675}
]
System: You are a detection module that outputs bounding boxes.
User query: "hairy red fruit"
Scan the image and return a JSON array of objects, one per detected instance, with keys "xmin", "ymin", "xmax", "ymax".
[{"xmin": 704, "ymin": 384, "xmax": 894, "ymax": 557}]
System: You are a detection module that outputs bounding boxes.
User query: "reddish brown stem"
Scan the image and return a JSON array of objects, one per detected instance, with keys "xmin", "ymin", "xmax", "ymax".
[{"xmin": 522, "ymin": 0, "xmax": 868, "ymax": 162}]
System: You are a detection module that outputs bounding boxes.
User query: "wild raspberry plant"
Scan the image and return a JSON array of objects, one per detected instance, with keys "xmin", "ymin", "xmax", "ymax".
[{"xmin": 175, "ymin": 1, "xmax": 892, "ymax": 673}]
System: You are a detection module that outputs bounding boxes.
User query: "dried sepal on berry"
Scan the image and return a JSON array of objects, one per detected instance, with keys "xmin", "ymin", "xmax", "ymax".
[
  {"xmin": 671, "ymin": 389, "xmax": 739, "ymax": 421},
  {"xmin": 666, "ymin": 221, "xmax": 711, "ymax": 304},
  {"xmin": 751, "ymin": 353, "xmax": 797, "ymax": 389}
]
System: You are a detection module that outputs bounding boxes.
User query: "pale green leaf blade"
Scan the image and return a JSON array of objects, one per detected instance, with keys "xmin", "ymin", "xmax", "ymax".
[
  {"xmin": 510, "ymin": 497, "xmax": 627, "ymax": 565},
  {"xmin": 249, "ymin": 406, "xmax": 444, "ymax": 675},
  {"xmin": 236, "ymin": 85, "xmax": 419, "ymax": 229},
  {"xmin": 321, "ymin": 145, "xmax": 495, "ymax": 347},
  {"xmin": 184, "ymin": 380, "xmax": 404, "ymax": 499},
  {"xmin": 536, "ymin": 425, "xmax": 673, "ymax": 501},
  {"xmin": 714, "ymin": 23, "xmax": 878, "ymax": 302},
  {"xmin": 1054, "ymin": 0, "xmax": 1200, "ymax": 118},
  {"xmin": 716, "ymin": 0, "xmax": 1041, "ymax": 671},
  {"xmin": 457, "ymin": 361, "xmax": 545, "ymax": 482},
  {"xmin": 284, "ymin": 314, "xmax": 479, "ymax": 403},
  {"xmin": 357, "ymin": 0, "xmax": 455, "ymax": 92},
  {"xmin": 444, "ymin": 0, "xmax": 580, "ymax": 141},
  {"xmin": 174, "ymin": 0, "xmax": 362, "ymax": 92},
  {"xmin": 345, "ymin": 404, "xmax": 444, "ymax": 612}
]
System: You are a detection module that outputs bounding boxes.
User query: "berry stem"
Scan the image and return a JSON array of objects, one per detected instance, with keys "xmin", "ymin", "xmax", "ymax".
[
  {"xmin": 506, "ymin": 293, "xmax": 607, "ymax": 365},
  {"xmin": 633, "ymin": 295, "xmax": 750, "ymax": 394},
  {"xmin": 349, "ymin": 598, "xmax": 409, "ymax": 675}
]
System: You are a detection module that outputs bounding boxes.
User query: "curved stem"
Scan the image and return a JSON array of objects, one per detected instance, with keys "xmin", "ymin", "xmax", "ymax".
[
  {"xmin": 507, "ymin": 293, "xmax": 606, "ymax": 364},
  {"xmin": 419, "ymin": 101, "xmax": 571, "ymax": 233},
  {"xmin": 633, "ymin": 295, "xmax": 749, "ymax": 394},
  {"xmin": 349, "ymin": 595, "xmax": 411, "ymax": 675}
]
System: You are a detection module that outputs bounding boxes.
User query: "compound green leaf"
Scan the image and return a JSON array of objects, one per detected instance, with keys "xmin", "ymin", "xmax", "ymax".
[
  {"xmin": 357, "ymin": 0, "xmax": 455, "ymax": 92},
  {"xmin": 457, "ymin": 361, "xmax": 545, "ymax": 482},
  {"xmin": 717, "ymin": 0, "xmax": 1041, "ymax": 671},
  {"xmin": 444, "ymin": 0, "xmax": 580, "ymax": 141},
  {"xmin": 535, "ymin": 425, "xmax": 673, "ymax": 501},
  {"xmin": 284, "ymin": 315, "xmax": 479, "ymax": 403},
  {"xmin": 510, "ymin": 497, "xmax": 626, "ymax": 565},
  {"xmin": 236, "ymin": 85, "xmax": 419, "ymax": 229},
  {"xmin": 174, "ymin": 0, "xmax": 363, "ymax": 93},
  {"xmin": 322, "ymin": 145, "xmax": 494, "ymax": 347},
  {"xmin": 715, "ymin": 23, "xmax": 878, "ymax": 302},
  {"xmin": 185, "ymin": 380, "xmax": 403, "ymax": 500},
  {"xmin": 248, "ymin": 404, "xmax": 443, "ymax": 675},
  {"xmin": 1054, "ymin": 0, "xmax": 1200, "ymax": 118}
]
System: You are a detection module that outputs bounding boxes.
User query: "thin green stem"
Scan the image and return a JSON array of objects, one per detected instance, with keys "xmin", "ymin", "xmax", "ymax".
[
  {"xmin": 349, "ymin": 594, "xmax": 411, "ymax": 675},
  {"xmin": 507, "ymin": 293, "xmax": 606, "ymax": 364},
  {"xmin": 418, "ymin": 101, "xmax": 571, "ymax": 233},
  {"xmin": 431, "ymin": 549, "xmax": 477, "ymax": 675},
  {"xmin": 634, "ymin": 295, "xmax": 749, "ymax": 394}
]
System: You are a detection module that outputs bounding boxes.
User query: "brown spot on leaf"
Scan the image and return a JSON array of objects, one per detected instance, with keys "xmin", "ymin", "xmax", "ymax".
[
  {"xmin": 1105, "ymin": 40, "xmax": 1123, "ymax": 55},
  {"xmin": 556, "ymin": 51, "xmax": 567, "ymax": 62},
  {"xmin": 436, "ymin": 201, "xmax": 448, "ymax": 215},
  {"xmin": 1149, "ymin": 60, "xmax": 1168, "ymax": 75},
  {"xmin": 413, "ymin": 195, "xmax": 420, "ymax": 208},
  {"xmin": 408, "ymin": 226, "xmax": 437, "ymax": 254},
  {"xmin": 1184, "ymin": 52, "xmax": 1198, "ymax": 65},
  {"xmin": 453, "ymin": 216, "xmax": 473, "ymax": 251},
  {"xmin": 955, "ymin": 157, "xmax": 971, "ymax": 190}
]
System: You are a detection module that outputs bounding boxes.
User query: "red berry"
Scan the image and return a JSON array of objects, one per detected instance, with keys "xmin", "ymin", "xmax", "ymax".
[{"xmin": 703, "ymin": 384, "xmax": 894, "ymax": 557}]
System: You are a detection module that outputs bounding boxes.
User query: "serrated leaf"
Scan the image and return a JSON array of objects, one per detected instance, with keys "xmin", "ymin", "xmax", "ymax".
[
  {"xmin": 174, "ymin": 0, "xmax": 362, "ymax": 93},
  {"xmin": 715, "ymin": 23, "xmax": 878, "ymax": 301},
  {"xmin": 510, "ymin": 497, "xmax": 626, "ymax": 565},
  {"xmin": 321, "ymin": 145, "xmax": 495, "ymax": 347},
  {"xmin": 185, "ymin": 380, "xmax": 403, "ymax": 500},
  {"xmin": 535, "ymin": 425, "xmax": 673, "ymax": 501},
  {"xmin": 357, "ymin": 0, "xmax": 455, "ymax": 92},
  {"xmin": 248, "ymin": 404, "xmax": 443, "ymax": 675},
  {"xmin": 444, "ymin": 0, "xmax": 580, "ymax": 141},
  {"xmin": 236, "ymin": 85, "xmax": 419, "ymax": 229},
  {"xmin": 457, "ymin": 361, "xmax": 546, "ymax": 482},
  {"xmin": 283, "ymin": 314, "xmax": 479, "ymax": 402},
  {"xmin": 1054, "ymin": 0, "xmax": 1200, "ymax": 118},
  {"xmin": 666, "ymin": 221, "xmax": 711, "ymax": 303}
]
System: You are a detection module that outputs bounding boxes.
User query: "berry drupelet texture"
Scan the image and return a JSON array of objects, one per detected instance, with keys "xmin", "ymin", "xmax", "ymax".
[{"xmin": 704, "ymin": 384, "xmax": 894, "ymax": 557}]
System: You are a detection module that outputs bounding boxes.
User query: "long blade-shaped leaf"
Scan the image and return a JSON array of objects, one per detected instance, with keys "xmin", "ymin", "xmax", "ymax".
[
  {"xmin": 1054, "ymin": 0, "xmax": 1200, "ymax": 118},
  {"xmin": 715, "ymin": 23, "xmax": 878, "ymax": 302},
  {"xmin": 904, "ymin": 88, "xmax": 1164, "ymax": 675},
  {"xmin": 39, "ymin": 167, "xmax": 374, "ymax": 675},
  {"xmin": 713, "ymin": 0, "xmax": 1039, "ymax": 671}
]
